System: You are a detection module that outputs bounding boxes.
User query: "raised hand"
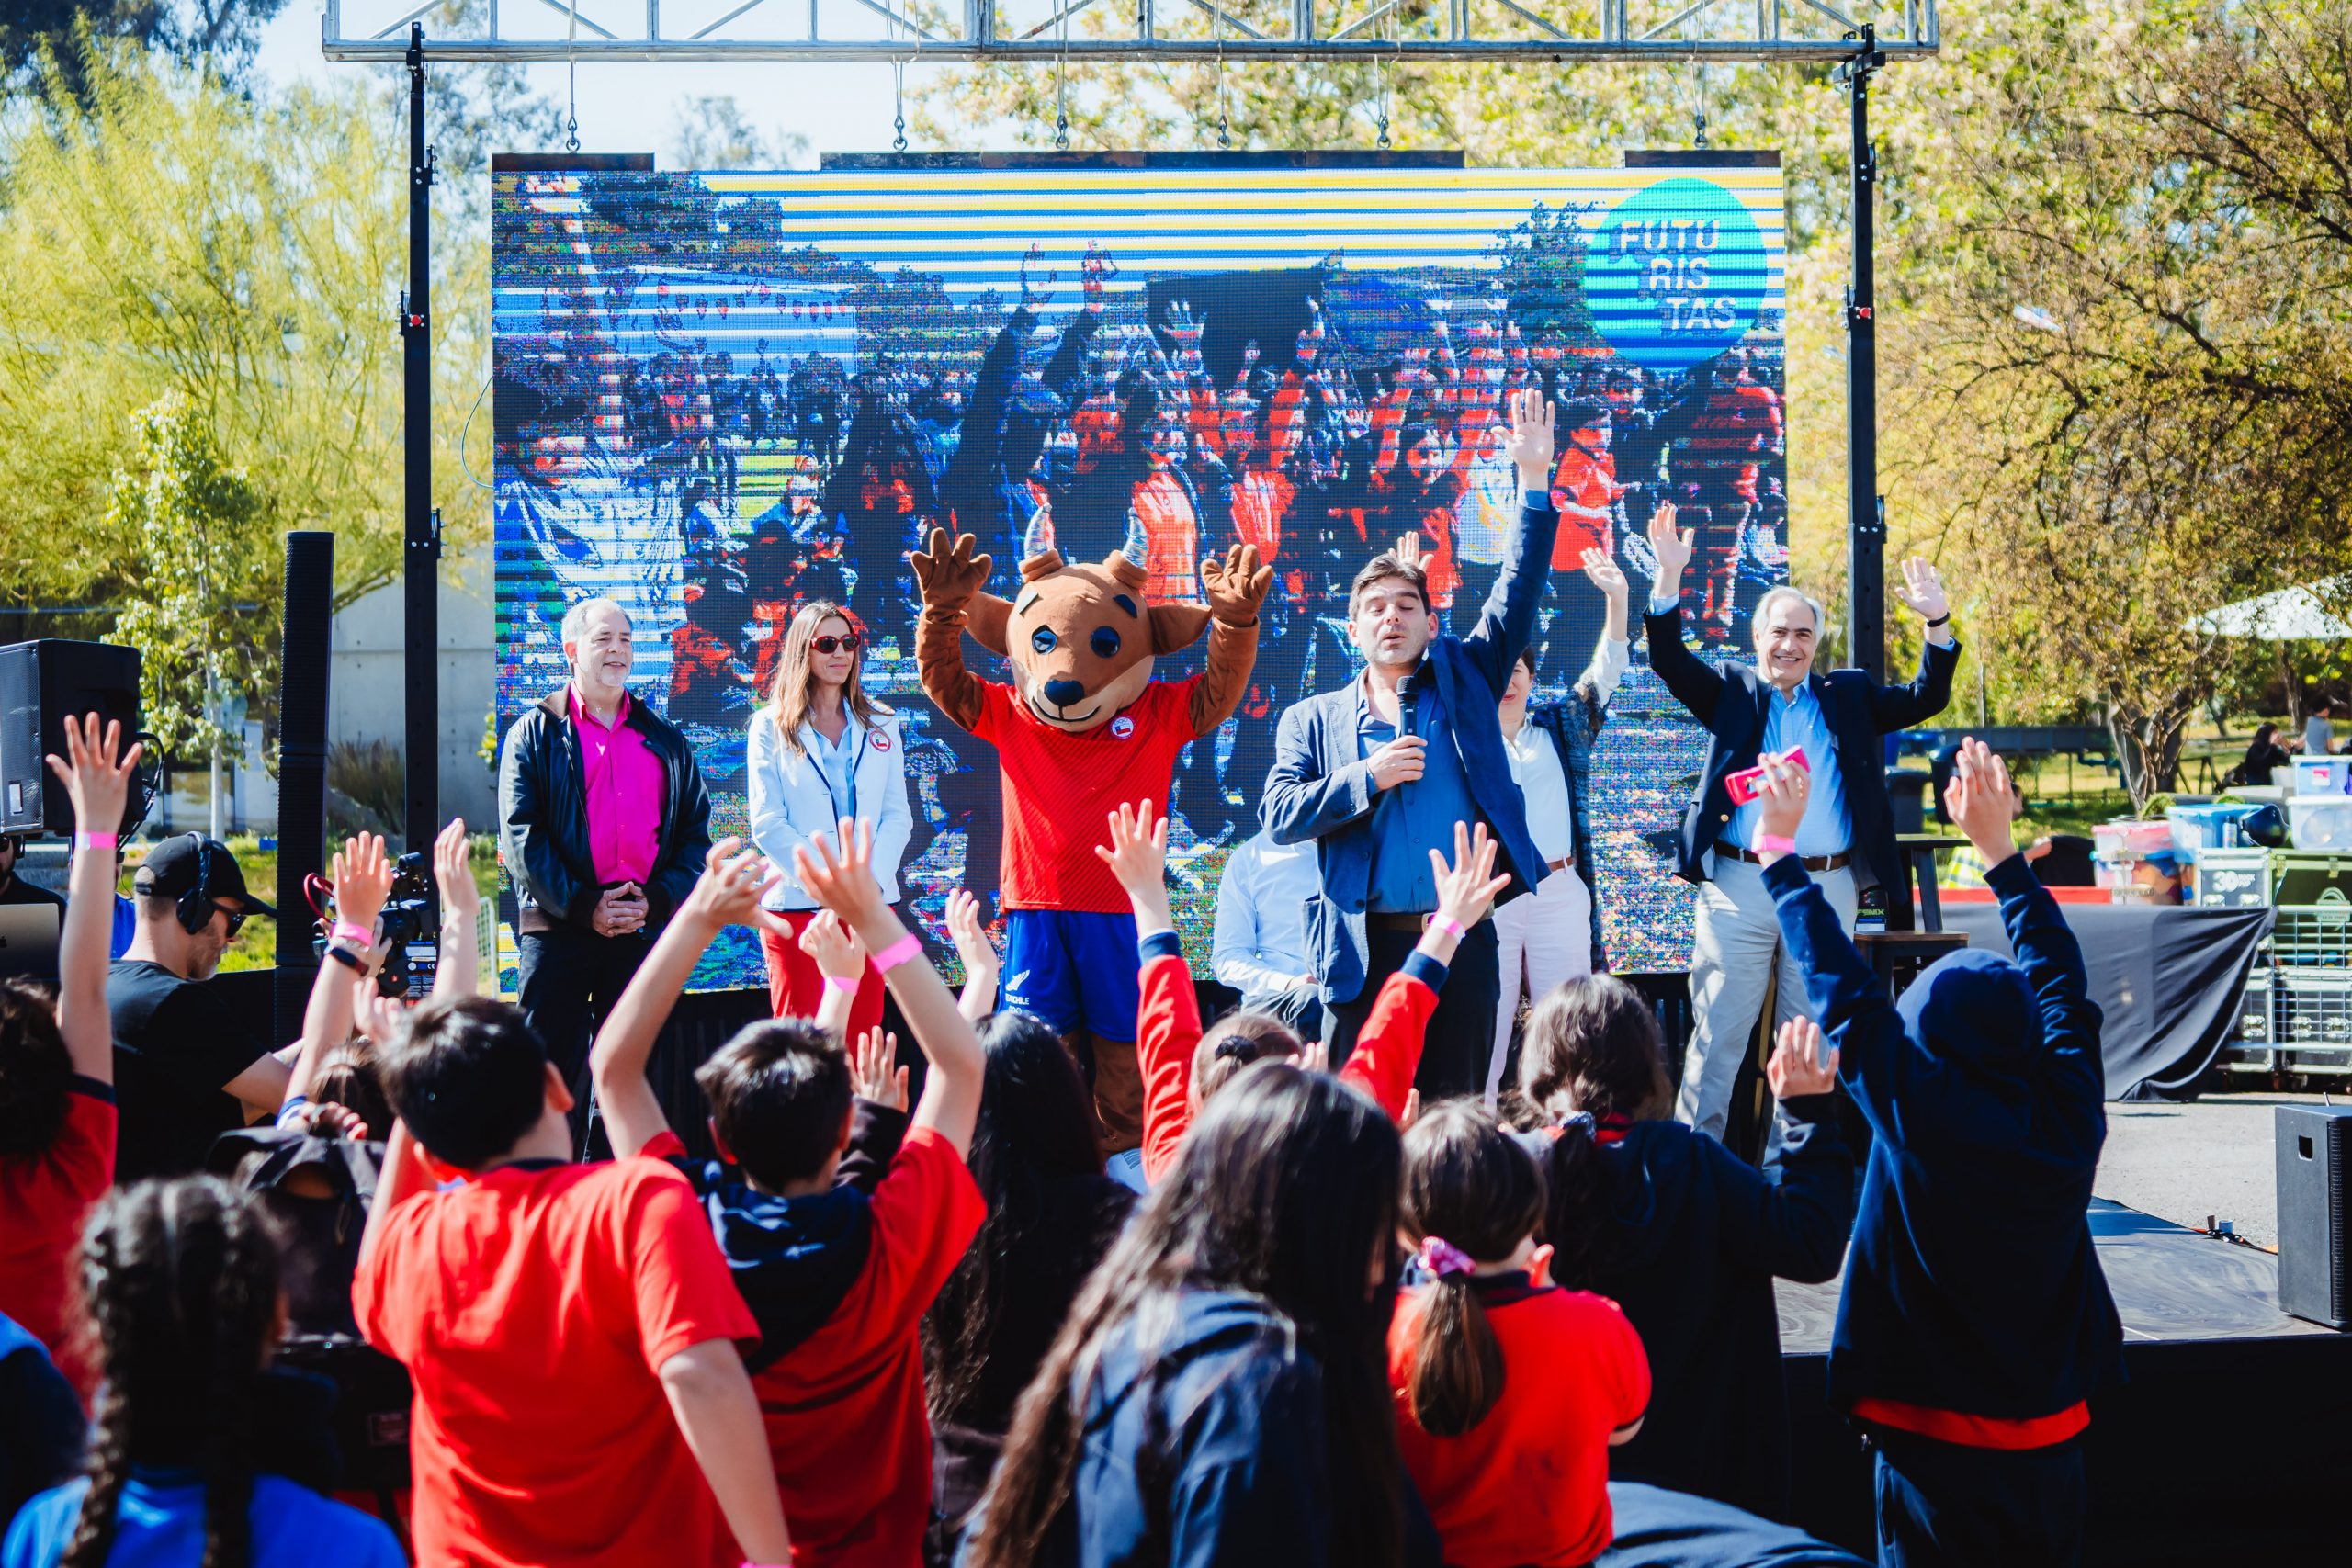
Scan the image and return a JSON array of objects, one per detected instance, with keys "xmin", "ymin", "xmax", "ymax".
[
  {"xmin": 792, "ymin": 818, "xmax": 889, "ymax": 928},
  {"xmin": 1943, "ymin": 738, "xmax": 2019, "ymax": 867},
  {"xmin": 1767, "ymin": 1017, "xmax": 1840, "ymax": 1098},
  {"xmin": 1503, "ymin": 384, "xmax": 1555, "ymax": 489},
  {"xmin": 910, "ymin": 528, "xmax": 993, "ymax": 613},
  {"xmin": 1753, "ymin": 750, "xmax": 1810, "ymax": 847},
  {"xmin": 944, "ymin": 889, "xmax": 998, "ymax": 987},
  {"xmin": 1430, "ymin": 820, "xmax": 1514, "ymax": 932},
  {"xmin": 680, "ymin": 837, "xmax": 782, "ymax": 933},
  {"xmin": 1018, "ymin": 242, "xmax": 1055, "ymax": 309},
  {"xmin": 1091, "ymin": 799, "xmax": 1170, "ymax": 900},
  {"xmin": 851, "ymin": 1025, "xmax": 909, "ymax": 1112},
  {"xmin": 44, "ymin": 712, "xmax": 142, "ymax": 835},
  {"xmin": 1579, "ymin": 547, "xmax": 1629, "ymax": 604},
  {"xmin": 1894, "ymin": 556, "xmax": 1950, "ymax": 622},
  {"xmin": 797, "ymin": 908, "xmax": 867, "ymax": 981},
  {"xmin": 1198, "ymin": 541, "xmax": 1273, "ymax": 626},
  {"xmin": 334, "ymin": 833, "xmax": 395, "ymax": 937},
  {"xmin": 352, "ymin": 985, "xmax": 408, "ymax": 1051},
  {"xmin": 1294, "ymin": 299, "xmax": 1324, "ymax": 366},
  {"xmin": 1646, "ymin": 501, "xmax": 1693, "ymax": 585},
  {"xmin": 1392, "ymin": 532, "xmax": 1426, "ymax": 572},
  {"xmin": 432, "ymin": 818, "xmax": 474, "ymax": 915}
]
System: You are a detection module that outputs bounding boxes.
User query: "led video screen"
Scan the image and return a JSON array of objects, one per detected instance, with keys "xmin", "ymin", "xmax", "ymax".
[{"xmin": 492, "ymin": 160, "xmax": 1789, "ymax": 988}]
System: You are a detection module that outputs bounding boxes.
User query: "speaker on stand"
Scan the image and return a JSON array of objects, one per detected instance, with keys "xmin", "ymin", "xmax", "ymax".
[
  {"xmin": 0, "ymin": 641, "xmax": 143, "ymax": 835},
  {"xmin": 275, "ymin": 532, "xmax": 334, "ymax": 1050}
]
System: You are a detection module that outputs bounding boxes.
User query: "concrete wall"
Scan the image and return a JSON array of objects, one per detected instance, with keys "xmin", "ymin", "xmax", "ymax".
[{"xmin": 329, "ymin": 553, "xmax": 499, "ymax": 835}]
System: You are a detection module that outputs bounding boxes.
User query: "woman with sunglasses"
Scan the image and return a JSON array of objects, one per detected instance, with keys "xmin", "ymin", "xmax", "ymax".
[{"xmin": 748, "ymin": 601, "xmax": 915, "ymax": 1028}]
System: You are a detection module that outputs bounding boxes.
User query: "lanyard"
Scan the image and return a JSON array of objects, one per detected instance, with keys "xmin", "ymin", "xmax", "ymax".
[{"xmin": 811, "ymin": 718, "xmax": 861, "ymax": 828}]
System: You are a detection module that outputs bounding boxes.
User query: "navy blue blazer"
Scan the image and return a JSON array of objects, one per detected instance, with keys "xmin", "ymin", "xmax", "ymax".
[
  {"xmin": 1644, "ymin": 604, "xmax": 1960, "ymax": 893},
  {"xmin": 1261, "ymin": 498, "xmax": 1559, "ymax": 1006}
]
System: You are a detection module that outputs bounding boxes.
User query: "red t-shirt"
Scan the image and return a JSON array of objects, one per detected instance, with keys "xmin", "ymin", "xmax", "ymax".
[
  {"xmin": 1388, "ymin": 1282, "xmax": 1650, "ymax": 1568},
  {"xmin": 353, "ymin": 1156, "xmax": 760, "ymax": 1568},
  {"xmin": 645, "ymin": 1124, "xmax": 985, "ymax": 1568},
  {"xmin": 0, "ymin": 1077, "xmax": 114, "ymax": 1388},
  {"xmin": 973, "ymin": 677, "xmax": 1200, "ymax": 912}
]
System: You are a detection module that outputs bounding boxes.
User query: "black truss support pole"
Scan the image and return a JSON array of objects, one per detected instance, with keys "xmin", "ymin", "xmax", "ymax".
[
  {"xmin": 402, "ymin": 23, "xmax": 441, "ymax": 855},
  {"xmin": 1838, "ymin": 24, "xmax": 1887, "ymax": 686}
]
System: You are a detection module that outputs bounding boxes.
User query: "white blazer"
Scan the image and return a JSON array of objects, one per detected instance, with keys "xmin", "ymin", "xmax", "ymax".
[{"xmin": 746, "ymin": 706, "xmax": 914, "ymax": 910}]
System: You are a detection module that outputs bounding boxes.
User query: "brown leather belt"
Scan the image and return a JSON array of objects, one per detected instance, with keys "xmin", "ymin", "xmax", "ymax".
[
  {"xmin": 1716, "ymin": 840, "xmax": 1850, "ymax": 873},
  {"xmin": 1547, "ymin": 855, "xmax": 1576, "ymax": 874}
]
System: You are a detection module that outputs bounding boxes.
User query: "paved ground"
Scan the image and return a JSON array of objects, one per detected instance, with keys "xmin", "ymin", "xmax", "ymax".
[{"xmin": 2093, "ymin": 1089, "xmax": 2334, "ymax": 1249}]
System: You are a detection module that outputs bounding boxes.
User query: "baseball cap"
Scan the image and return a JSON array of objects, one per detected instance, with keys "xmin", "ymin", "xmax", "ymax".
[{"xmin": 131, "ymin": 835, "xmax": 277, "ymax": 919}]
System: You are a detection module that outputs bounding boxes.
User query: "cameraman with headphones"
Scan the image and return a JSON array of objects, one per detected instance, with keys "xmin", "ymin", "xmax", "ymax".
[{"xmin": 107, "ymin": 834, "xmax": 291, "ymax": 1181}]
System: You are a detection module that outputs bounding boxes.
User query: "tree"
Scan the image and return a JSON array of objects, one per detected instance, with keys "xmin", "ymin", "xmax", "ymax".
[
  {"xmin": 1, "ymin": 1, "xmax": 289, "ymax": 86},
  {"xmin": 107, "ymin": 392, "xmax": 274, "ymax": 832},
  {"xmin": 665, "ymin": 93, "xmax": 811, "ymax": 171}
]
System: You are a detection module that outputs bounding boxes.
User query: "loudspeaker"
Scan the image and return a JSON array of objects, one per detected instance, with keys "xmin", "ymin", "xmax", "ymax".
[
  {"xmin": 2276, "ymin": 1103, "xmax": 2352, "ymax": 1329},
  {"xmin": 275, "ymin": 531, "xmax": 334, "ymax": 1050},
  {"xmin": 0, "ymin": 641, "xmax": 141, "ymax": 834}
]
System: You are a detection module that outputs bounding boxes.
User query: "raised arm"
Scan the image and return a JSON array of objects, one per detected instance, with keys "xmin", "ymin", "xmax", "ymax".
[
  {"xmin": 592, "ymin": 840, "xmax": 782, "ymax": 1158},
  {"xmin": 910, "ymin": 529, "xmax": 996, "ymax": 734},
  {"xmin": 1190, "ymin": 543, "xmax": 1273, "ymax": 739},
  {"xmin": 282, "ymin": 833, "xmax": 393, "ymax": 1118},
  {"xmin": 796, "ymin": 818, "xmax": 985, "ymax": 1159},
  {"xmin": 1710, "ymin": 1019, "xmax": 1855, "ymax": 1283},
  {"xmin": 45, "ymin": 713, "xmax": 142, "ymax": 1082},
  {"xmin": 1639, "ymin": 502, "xmax": 1726, "ymax": 726},
  {"xmin": 1870, "ymin": 556, "xmax": 1962, "ymax": 731},
  {"xmin": 1461, "ymin": 387, "xmax": 1563, "ymax": 694},
  {"xmin": 1095, "ymin": 800, "xmax": 1199, "ymax": 1184},
  {"xmin": 944, "ymin": 889, "xmax": 1000, "ymax": 1023},
  {"xmin": 430, "ymin": 818, "xmax": 480, "ymax": 1001},
  {"xmin": 798, "ymin": 911, "xmax": 868, "ymax": 1039}
]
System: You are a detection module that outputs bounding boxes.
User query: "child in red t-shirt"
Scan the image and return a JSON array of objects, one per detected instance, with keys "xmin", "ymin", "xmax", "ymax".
[
  {"xmin": 354, "ymin": 996, "xmax": 791, "ymax": 1568},
  {"xmin": 1093, "ymin": 800, "xmax": 1513, "ymax": 1185},
  {"xmin": 591, "ymin": 820, "xmax": 987, "ymax": 1568},
  {"xmin": 1389, "ymin": 1100, "xmax": 1650, "ymax": 1568},
  {"xmin": 0, "ymin": 715, "xmax": 140, "ymax": 1390}
]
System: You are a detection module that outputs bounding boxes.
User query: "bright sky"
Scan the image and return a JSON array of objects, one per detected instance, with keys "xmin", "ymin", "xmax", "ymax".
[{"xmin": 255, "ymin": 2, "xmax": 944, "ymax": 160}]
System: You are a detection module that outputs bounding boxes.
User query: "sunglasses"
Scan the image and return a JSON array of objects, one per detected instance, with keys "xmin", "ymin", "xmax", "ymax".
[
  {"xmin": 811, "ymin": 634, "xmax": 861, "ymax": 655},
  {"xmin": 215, "ymin": 901, "xmax": 247, "ymax": 939}
]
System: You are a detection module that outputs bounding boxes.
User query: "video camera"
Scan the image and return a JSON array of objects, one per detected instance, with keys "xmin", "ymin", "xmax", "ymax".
[{"xmin": 314, "ymin": 851, "xmax": 441, "ymax": 998}]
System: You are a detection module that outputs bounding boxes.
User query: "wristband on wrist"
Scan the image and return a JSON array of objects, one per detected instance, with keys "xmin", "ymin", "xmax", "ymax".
[
  {"xmin": 331, "ymin": 920, "xmax": 375, "ymax": 949},
  {"xmin": 871, "ymin": 931, "xmax": 923, "ymax": 973},
  {"xmin": 1755, "ymin": 833, "xmax": 1798, "ymax": 856},
  {"xmin": 1924, "ymin": 613, "xmax": 1951, "ymax": 628},
  {"xmin": 1427, "ymin": 914, "xmax": 1466, "ymax": 942},
  {"xmin": 821, "ymin": 974, "xmax": 859, "ymax": 996},
  {"xmin": 74, "ymin": 831, "xmax": 118, "ymax": 851}
]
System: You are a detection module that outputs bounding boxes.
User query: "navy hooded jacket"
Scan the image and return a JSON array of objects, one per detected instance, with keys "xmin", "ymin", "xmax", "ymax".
[
  {"xmin": 1764, "ymin": 851, "xmax": 2123, "ymax": 1422},
  {"xmin": 1544, "ymin": 1096, "xmax": 1851, "ymax": 1520}
]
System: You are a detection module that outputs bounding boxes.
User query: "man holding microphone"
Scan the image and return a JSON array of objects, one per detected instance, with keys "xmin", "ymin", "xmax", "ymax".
[{"xmin": 1645, "ymin": 504, "xmax": 1961, "ymax": 1141}]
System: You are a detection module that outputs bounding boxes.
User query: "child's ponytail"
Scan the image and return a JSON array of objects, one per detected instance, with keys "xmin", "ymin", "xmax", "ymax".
[{"xmin": 1398, "ymin": 1101, "xmax": 1546, "ymax": 1438}]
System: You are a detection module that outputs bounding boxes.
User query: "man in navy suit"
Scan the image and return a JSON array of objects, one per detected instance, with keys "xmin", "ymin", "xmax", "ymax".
[
  {"xmin": 1644, "ymin": 503, "xmax": 1961, "ymax": 1140},
  {"xmin": 1262, "ymin": 388, "xmax": 1562, "ymax": 1098}
]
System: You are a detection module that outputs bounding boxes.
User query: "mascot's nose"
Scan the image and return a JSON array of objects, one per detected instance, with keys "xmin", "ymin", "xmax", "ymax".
[{"xmin": 1043, "ymin": 678, "xmax": 1087, "ymax": 710}]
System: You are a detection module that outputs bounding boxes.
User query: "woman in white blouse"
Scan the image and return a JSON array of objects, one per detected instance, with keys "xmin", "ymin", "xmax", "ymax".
[{"xmin": 747, "ymin": 601, "xmax": 913, "ymax": 1027}]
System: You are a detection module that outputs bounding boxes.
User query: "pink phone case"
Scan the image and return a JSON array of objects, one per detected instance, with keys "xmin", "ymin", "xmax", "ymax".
[{"xmin": 1725, "ymin": 746, "xmax": 1811, "ymax": 806}]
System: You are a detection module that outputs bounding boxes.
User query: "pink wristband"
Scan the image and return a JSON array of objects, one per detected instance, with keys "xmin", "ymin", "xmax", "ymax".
[
  {"xmin": 74, "ymin": 831, "xmax": 117, "ymax": 851},
  {"xmin": 871, "ymin": 931, "xmax": 923, "ymax": 973},
  {"xmin": 331, "ymin": 920, "xmax": 374, "ymax": 948},
  {"xmin": 822, "ymin": 974, "xmax": 859, "ymax": 996},
  {"xmin": 1755, "ymin": 833, "xmax": 1798, "ymax": 856},
  {"xmin": 1428, "ymin": 914, "xmax": 1465, "ymax": 941}
]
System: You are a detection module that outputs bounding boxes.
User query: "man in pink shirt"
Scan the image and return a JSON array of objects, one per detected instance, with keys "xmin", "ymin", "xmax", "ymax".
[{"xmin": 498, "ymin": 597, "xmax": 713, "ymax": 1129}]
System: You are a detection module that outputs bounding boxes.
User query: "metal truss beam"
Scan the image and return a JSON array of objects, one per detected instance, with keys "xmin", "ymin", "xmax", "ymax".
[{"xmin": 321, "ymin": 0, "xmax": 1938, "ymax": 63}]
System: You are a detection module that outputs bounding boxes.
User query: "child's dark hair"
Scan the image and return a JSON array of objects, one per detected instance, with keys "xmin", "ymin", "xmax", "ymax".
[
  {"xmin": 374, "ymin": 997, "xmax": 549, "ymax": 1170},
  {"xmin": 1192, "ymin": 1009, "xmax": 1306, "ymax": 1104},
  {"xmin": 1513, "ymin": 976, "xmax": 1672, "ymax": 1289},
  {"xmin": 64, "ymin": 1178, "xmax": 284, "ymax": 1568},
  {"xmin": 309, "ymin": 1038, "xmax": 393, "ymax": 1138},
  {"xmin": 0, "ymin": 977, "xmax": 68, "ymax": 1157},
  {"xmin": 1397, "ymin": 1100, "xmax": 1547, "ymax": 1438},
  {"xmin": 695, "ymin": 1019, "xmax": 851, "ymax": 1191}
]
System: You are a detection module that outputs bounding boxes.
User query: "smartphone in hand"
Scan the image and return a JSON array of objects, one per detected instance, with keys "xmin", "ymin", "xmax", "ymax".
[{"xmin": 1724, "ymin": 746, "xmax": 1811, "ymax": 807}]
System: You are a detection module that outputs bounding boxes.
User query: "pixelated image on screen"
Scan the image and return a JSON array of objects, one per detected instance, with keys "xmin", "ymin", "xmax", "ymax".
[{"xmin": 492, "ymin": 162, "xmax": 1788, "ymax": 989}]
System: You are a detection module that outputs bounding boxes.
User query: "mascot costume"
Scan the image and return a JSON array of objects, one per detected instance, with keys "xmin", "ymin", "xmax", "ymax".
[{"xmin": 913, "ymin": 526, "xmax": 1272, "ymax": 1151}]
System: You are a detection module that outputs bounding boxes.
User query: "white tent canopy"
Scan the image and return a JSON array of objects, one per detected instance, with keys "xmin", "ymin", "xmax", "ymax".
[{"xmin": 2188, "ymin": 579, "xmax": 2352, "ymax": 640}]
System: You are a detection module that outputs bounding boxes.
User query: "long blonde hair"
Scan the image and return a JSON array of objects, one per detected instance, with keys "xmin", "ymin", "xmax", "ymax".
[{"xmin": 767, "ymin": 601, "xmax": 888, "ymax": 758}]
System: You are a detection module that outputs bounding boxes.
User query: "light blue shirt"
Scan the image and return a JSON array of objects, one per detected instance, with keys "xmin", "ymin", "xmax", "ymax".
[
  {"xmin": 5, "ymin": 1472, "xmax": 406, "ymax": 1568},
  {"xmin": 1731, "ymin": 682, "xmax": 1850, "ymax": 858},
  {"xmin": 806, "ymin": 720, "xmax": 863, "ymax": 824}
]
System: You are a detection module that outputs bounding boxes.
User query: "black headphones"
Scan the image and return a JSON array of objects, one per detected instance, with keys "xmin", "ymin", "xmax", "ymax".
[{"xmin": 175, "ymin": 833, "xmax": 217, "ymax": 935}]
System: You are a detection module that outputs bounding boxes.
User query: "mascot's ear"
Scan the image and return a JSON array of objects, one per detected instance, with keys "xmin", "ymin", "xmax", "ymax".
[
  {"xmin": 967, "ymin": 592, "xmax": 1014, "ymax": 657},
  {"xmin": 1019, "ymin": 550, "xmax": 1066, "ymax": 584},
  {"xmin": 1148, "ymin": 603, "xmax": 1213, "ymax": 656}
]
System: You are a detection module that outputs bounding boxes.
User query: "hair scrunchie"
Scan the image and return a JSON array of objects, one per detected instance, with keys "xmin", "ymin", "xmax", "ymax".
[
  {"xmin": 1416, "ymin": 1235, "xmax": 1475, "ymax": 1280},
  {"xmin": 1556, "ymin": 1111, "xmax": 1597, "ymax": 1139}
]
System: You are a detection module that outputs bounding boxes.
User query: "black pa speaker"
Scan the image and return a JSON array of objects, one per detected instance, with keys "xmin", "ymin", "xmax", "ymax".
[
  {"xmin": 0, "ymin": 641, "xmax": 142, "ymax": 834},
  {"xmin": 2276, "ymin": 1103, "xmax": 2352, "ymax": 1329}
]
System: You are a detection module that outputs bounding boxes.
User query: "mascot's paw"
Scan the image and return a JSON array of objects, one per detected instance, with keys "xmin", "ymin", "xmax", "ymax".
[
  {"xmin": 911, "ymin": 528, "xmax": 993, "ymax": 612},
  {"xmin": 1200, "ymin": 542, "xmax": 1274, "ymax": 625}
]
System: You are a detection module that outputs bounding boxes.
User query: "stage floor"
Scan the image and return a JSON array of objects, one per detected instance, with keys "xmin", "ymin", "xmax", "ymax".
[{"xmin": 1775, "ymin": 1199, "xmax": 2336, "ymax": 1351}]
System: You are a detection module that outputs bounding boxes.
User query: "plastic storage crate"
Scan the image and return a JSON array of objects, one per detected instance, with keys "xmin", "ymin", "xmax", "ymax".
[
  {"xmin": 2170, "ymin": 802, "xmax": 2267, "ymax": 852},
  {"xmin": 2290, "ymin": 757, "xmax": 2352, "ymax": 796},
  {"xmin": 2190, "ymin": 848, "xmax": 2273, "ymax": 908},
  {"xmin": 2290, "ymin": 795, "xmax": 2352, "ymax": 852},
  {"xmin": 2094, "ymin": 819, "xmax": 2177, "ymax": 861}
]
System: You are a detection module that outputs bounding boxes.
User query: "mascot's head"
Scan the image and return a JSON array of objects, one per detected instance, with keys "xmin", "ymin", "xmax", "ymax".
[{"xmin": 965, "ymin": 549, "xmax": 1213, "ymax": 733}]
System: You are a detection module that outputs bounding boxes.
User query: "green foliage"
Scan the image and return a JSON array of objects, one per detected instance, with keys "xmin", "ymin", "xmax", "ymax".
[{"xmin": 106, "ymin": 392, "xmax": 272, "ymax": 763}]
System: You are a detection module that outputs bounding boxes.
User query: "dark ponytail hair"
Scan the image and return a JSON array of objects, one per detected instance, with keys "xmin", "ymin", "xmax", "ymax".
[
  {"xmin": 968, "ymin": 1064, "xmax": 1405, "ymax": 1568},
  {"xmin": 1396, "ymin": 1100, "xmax": 1546, "ymax": 1437},
  {"xmin": 64, "ymin": 1177, "xmax": 284, "ymax": 1568},
  {"xmin": 1513, "ymin": 976, "xmax": 1671, "ymax": 1289},
  {"xmin": 1191, "ymin": 1009, "xmax": 1307, "ymax": 1104}
]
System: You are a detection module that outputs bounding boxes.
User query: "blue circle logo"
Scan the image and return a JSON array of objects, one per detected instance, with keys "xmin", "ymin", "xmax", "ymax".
[{"xmin": 1585, "ymin": 177, "xmax": 1769, "ymax": 371}]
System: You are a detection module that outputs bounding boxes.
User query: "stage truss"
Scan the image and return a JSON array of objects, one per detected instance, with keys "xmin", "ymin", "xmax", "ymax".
[{"xmin": 322, "ymin": 0, "xmax": 1939, "ymax": 63}]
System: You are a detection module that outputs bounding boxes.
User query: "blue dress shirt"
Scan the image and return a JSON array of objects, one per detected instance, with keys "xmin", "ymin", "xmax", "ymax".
[
  {"xmin": 1356, "ymin": 663, "xmax": 1479, "ymax": 912},
  {"xmin": 1730, "ymin": 682, "xmax": 1850, "ymax": 857}
]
